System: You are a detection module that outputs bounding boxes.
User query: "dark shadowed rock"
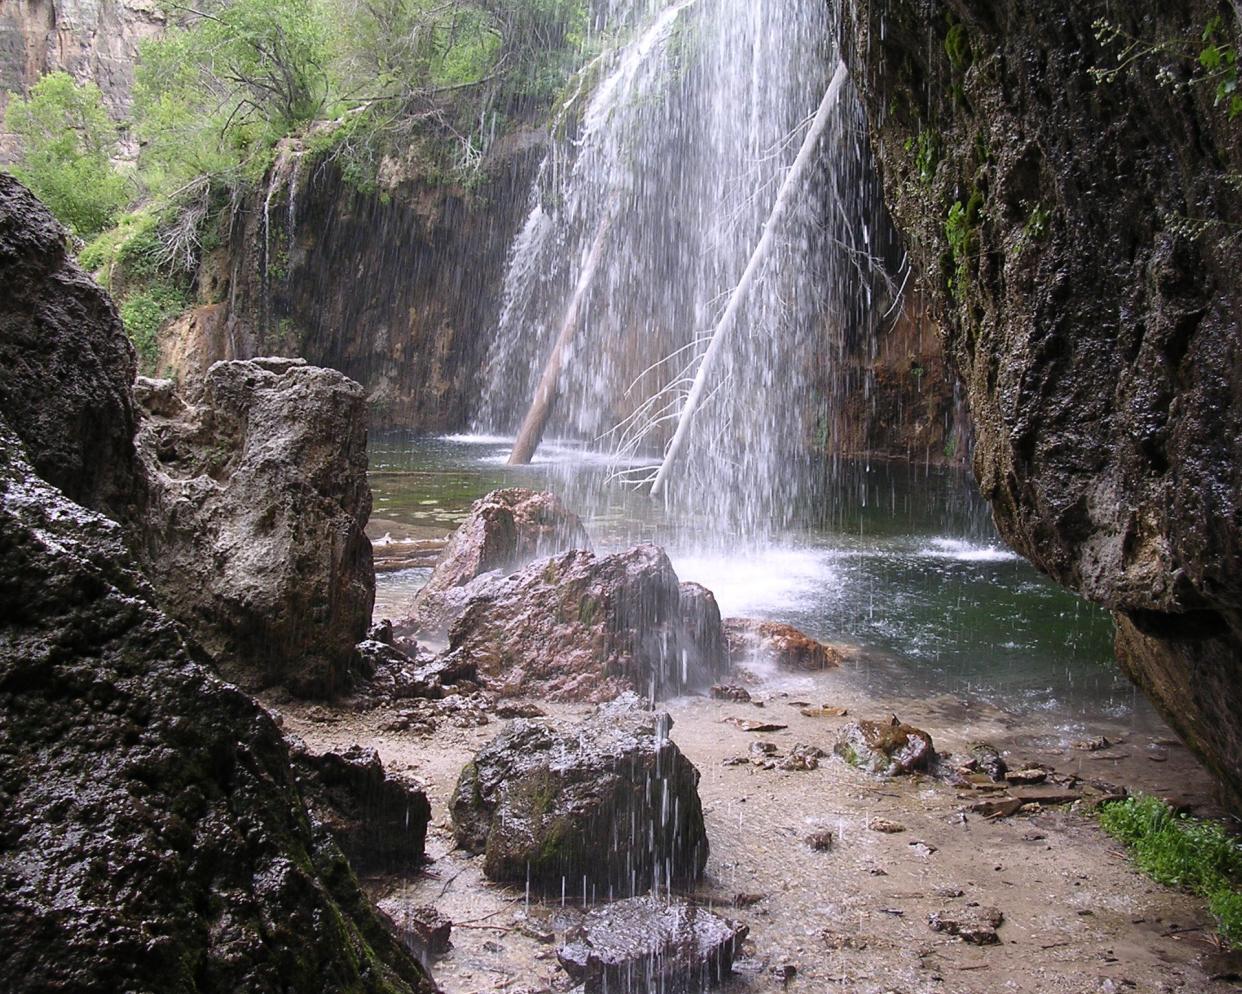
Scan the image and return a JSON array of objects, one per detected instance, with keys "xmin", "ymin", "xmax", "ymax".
[
  {"xmin": 842, "ymin": 0, "xmax": 1242, "ymax": 803},
  {"xmin": 450, "ymin": 694, "xmax": 708, "ymax": 893},
  {"xmin": 404, "ymin": 488, "xmax": 590, "ymax": 636},
  {"xmin": 834, "ymin": 718, "xmax": 935, "ymax": 776},
  {"xmin": 135, "ymin": 360, "xmax": 374, "ymax": 697},
  {"xmin": 557, "ymin": 897, "xmax": 747, "ymax": 993},
  {"xmin": 356, "ymin": 637, "xmax": 476, "ymax": 701},
  {"xmin": 0, "ymin": 425, "xmax": 431, "ymax": 994},
  {"xmin": 444, "ymin": 544, "xmax": 728, "ymax": 701},
  {"xmin": 290, "ymin": 743, "xmax": 431, "ymax": 874},
  {"xmin": 725, "ymin": 618, "xmax": 844, "ymax": 671},
  {"xmin": 376, "ymin": 899, "xmax": 452, "ymax": 959},
  {"xmin": 0, "ymin": 175, "xmax": 141, "ymax": 522}
]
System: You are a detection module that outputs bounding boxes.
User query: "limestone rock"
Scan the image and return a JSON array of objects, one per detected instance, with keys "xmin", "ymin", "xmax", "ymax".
[
  {"xmin": 450, "ymin": 694, "xmax": 708, "ymax": 892},
  {"xmin": 0, "ymin": 424, "xmax": 430, "ymax": 994},
  {"xmin": 290, "ymin": 744, "xmax": 431, "ymax": 874},
  {"xmin": 135, "ymin": 359, "xmax": 374, "ymax": 697},
  {"xmin": 556, "ymin": 897, "xmax": 747, "ymax": 993},
  {"xmin": 724, "ymin": 618, "xmax": 844, "ymax": 671},
  {"xmin": 404, "ymin": 488, "xmax": 590, "ymax": 637},
  {"xmin": 834, "ymin": 717, "xmax": 935, "ymax": 776},
  {"xmin": 444, "ymin": 544, "xmax": 728, "ymax": 701},
  {"xmin": 0, "ymin": 174, "xmax": 141, "ymax": 521}
]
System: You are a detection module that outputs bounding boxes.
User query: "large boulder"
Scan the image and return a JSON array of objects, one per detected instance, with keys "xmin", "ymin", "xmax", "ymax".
[
  {"xmin": 404, "ymin": 487, "xmax": 590, "ymax": 637},
  {"xmin": 443, "ymin": 544, "xmax": 728, "ymax": 701},
  {"xmin": 290, "ymin": 743, "xmax": 431, "ymax": 874},
  {"xmin": 450, "ymin": 695, "xmax": 709, "ymax": 893},
  {"xmin": 0, "ymin": 425, "xmax": 431, "ymax": 994},
  {"xmin": 843, "ymin": 1, "xmax": 1242, "ymax": 803},
  {"xmin": 0, "ymin": 174, "xmax": 141, "ymax": 522},
  {"xmin": 557, "ymin": 897, "xmax": 747, "ymax": 993},
  {"xmin": 135, "ymin": 361, "xmax": 374, "ymax": 697}
]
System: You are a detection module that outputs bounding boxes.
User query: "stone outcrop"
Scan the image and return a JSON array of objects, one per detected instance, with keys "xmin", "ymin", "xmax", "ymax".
[
  {"xmin": 444, "ymin": 544, "xmax": 729, "ymax": 701},
  {"xmin": 135, "ymin": 360, "xmax": 374, "ymax": 697},
  {"xmin": 404, "ymin": 487, "xmax": 590, "ymax": 637},
  {"xmin": 557, "ymin": 897, "xmax": 747, "ymax": 993},
  {"xmin": 290, "ymin": 743, "xmax": 431, "ymax": 875},
  {"xmin": 843, "ymin": 1, "xmax": 1242, "ymax": 803},
  {"xmin": 0, "ymin": 424, "xmax": 431, "ymax": 994},
  {"xmin": 0, "ymin": 173, "xmax": 141, "ymax": 521},
  {"xmin": 724, "ymin": 618, "xmax": 844, "ymax": 672},
  {"xmin": 450, "ymin": 695, "xmax": 709, "ymax": 893}
]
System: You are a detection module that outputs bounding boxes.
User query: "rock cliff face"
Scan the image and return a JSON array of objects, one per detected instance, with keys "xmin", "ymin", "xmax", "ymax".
[
  {"xmin": 843, "ymin": 1, "xmax": 1242, "ymax": 802},
  {"xmin": 0, "ymin": 0, "xmax": 164, "ymax": 160},
  {"xmin": 158, "ymin": 144, "xmax": 542, "ymax": 431}
]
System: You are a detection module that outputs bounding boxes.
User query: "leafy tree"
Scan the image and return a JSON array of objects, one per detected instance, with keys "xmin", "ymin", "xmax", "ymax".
[{"xmin": 3, "ymin": 72, "xmax": 129, "ymax": 237}]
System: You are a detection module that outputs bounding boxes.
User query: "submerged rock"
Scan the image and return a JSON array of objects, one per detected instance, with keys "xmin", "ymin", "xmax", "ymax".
[
  {"xmin": 403, "ymin": 488, "xmax": 590, "ymax": 636},
  {"xmin": 290, "ymin": 744, "xmax": 431, "ymax": 874},
  {"xmin": 450, "ymin": 694, "xmax": 708, "ymax": 893},
  {"xmin": 556, "ymin": 897, "xmax": 747, "ymax": 993},
  {"xmin": 724, "ymin": 618, "xmax": 844, "ymax": 671},
  {"xmin": 135, "ymin": 360, "xmax": 374, "ymax": 697},
  {"xmin": 834, "ymin": 717, "xmax": 935, "ymax": 776},
  {"xmin": 444, "ymin": 544, "xmax": 728, "ymax": 701},
  {"xmin": 0, "ymin": 424, "xmax": 431, "ymax": 994}
]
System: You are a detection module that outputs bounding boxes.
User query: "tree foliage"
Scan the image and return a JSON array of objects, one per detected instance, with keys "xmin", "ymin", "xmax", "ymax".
[{"xmin": 3, "ymin": 72, "xmax": 129, "ymax": 237}]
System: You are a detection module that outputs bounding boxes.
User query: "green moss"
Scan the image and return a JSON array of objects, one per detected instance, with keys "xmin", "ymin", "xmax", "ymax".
[
  {"xmin": 944, "ymin": 21, "xmax": 971, "ymax": 71},
  {"xmin": 1099, "ymin": 793, "xmax": 1242, "ymax": 948},
  {"xmin": 1024, "ymin": 203, "xmax": 1051, "ymax": 242},
  {"xmin": 904, "ymin": 129, "xmax": 940, "ymax": 185}
]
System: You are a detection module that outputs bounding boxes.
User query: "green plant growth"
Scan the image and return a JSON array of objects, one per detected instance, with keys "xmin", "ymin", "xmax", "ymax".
[
  {"xmin": 944, "ymin": 21, "xmax": 971, "ymax": 71},
  {"xmin": 905, "ymin": 129, "xmax": 940, "ymax": 186},
  {"xmin": 1023, "ymin": 202, "xmax": 1051, "ymax": 242},
  {"xmin": 3, "ymin": 72, "xmax": 130, "ymax": 237},
  {"xmin": 1091, "ymin": 14, "xmax": 1241, "ymax": 121},
  {"xmin": 1099, "ymin": 794, "xmax": 1242, "ymax": 948},
  {"xmin": 945, "ymin": 189, "xmax": 984, "ymax": 300}
]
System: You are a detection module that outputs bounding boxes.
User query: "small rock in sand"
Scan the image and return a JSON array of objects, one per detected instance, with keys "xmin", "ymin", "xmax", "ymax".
[
  {"xmin": 928, "ymin": 906, "xmax": 1004, "ymax": 945},
  {"xmin": 868, "ymin": 818, "xmax": 907, "ymax": 834},
  {"xmin": 806, "ymin": 831, "xmax": 835, "ymax": 852}
]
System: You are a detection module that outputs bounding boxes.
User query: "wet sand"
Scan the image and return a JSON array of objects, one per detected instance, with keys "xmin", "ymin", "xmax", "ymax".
[{"xmin": 264, "ymin": 661, "xmax": 1238, "ymax": 994}]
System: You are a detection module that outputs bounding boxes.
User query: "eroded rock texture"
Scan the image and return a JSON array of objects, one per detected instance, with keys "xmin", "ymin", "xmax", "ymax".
[
  {"xmin": 843, "ymin": 1, "xmax": 1242, "ymax": 802},
  {"xmin": 0, "ymin": 174, "xmax": 141, "ymax": 520},
  {"xmin": 0, "ymin": 427, "xmax": 431, "ymax": 994},
  {"xmin": 444, "ymin": 544, "xmax": 728, "ymax": 701},
  {"xmin": 135, "ymin": 360, "xmax": 374, "ymax": 697},
  {"xmin": 405, "ymin": 487, "xmax": 590, "ymax": 637},
  {"xmin": 450, "ymin": 695, "xmax": 709, "ymax": 893}
]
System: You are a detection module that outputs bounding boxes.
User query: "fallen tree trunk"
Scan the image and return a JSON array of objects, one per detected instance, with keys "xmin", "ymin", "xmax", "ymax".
[
  {"xmin": 508, "ymin": 213, "xmax": 615, "ymax": 465},
  {"xmin": 649, "ymin": 60, "xmax": 849, "ymax": 498}
]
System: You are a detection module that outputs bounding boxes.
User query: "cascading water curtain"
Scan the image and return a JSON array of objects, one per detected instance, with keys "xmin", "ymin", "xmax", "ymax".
[{"xmin": 477, "ymin": 0, "xmax": 875, "ymax": 545}]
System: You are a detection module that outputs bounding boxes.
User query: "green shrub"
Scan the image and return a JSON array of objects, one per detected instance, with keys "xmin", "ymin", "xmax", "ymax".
[
  {"xmin": 120, "ymin": 283, "xmax": 189, "ymax": 368},
  {"xmin": 1100, "ymin": 793, "xmax": 1242, "ymax": 948},
  {"xmin": 3, "ymin": 72, "xmax": 129, "ymax": 237}
]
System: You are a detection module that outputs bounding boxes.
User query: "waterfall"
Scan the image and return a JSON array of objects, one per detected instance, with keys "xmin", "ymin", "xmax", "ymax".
[{"xmin": 476, "ymin": 0, "xmax": 873, "ymax": 544}]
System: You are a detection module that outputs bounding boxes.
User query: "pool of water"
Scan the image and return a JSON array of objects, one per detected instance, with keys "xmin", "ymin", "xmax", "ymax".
[{"xmin": 369, "ymin": 433, "xmax": 1148, "ymax": 724}]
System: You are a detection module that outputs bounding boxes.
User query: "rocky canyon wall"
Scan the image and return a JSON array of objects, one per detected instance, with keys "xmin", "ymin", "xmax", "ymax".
[{"xmin": 843, "ymin": 0, "xmax": 1242, "ymax": 803}]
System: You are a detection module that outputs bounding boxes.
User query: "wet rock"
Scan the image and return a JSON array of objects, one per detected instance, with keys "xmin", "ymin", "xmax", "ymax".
[
  {"xmin": 375, "ymin": 901, "xmax": 452, "ymax": 959},
  {"xmin": 290, "ymin": 744, "xmax": 431, "ymax": 874},
  {"xmin": 843, "ymin": 0, "xmax": 1242, "ymax": 806},
  {"xmin": 967, "ymin": 742, "xmax": 1008, "ymax": 781},
  {"xmin": 869, "ymin": 818, "xmax": 907, "ymax": 834},
  {"xmin": 357, "ymin": 638, "xmax": 475, "ymax": 701},
  {"xmin": 444, "ymin": 544, "xmax": 728, "ymax": 701},
  {"xmin": 556, "ymin": 897, "xmax": 747, "ymax": 993},
  {"xmin": 724, "ymin": 717, "xmax": 789, "ymax": 733},
  {"xmin": 0, "ymin": 175, "xmax": 142, "ymax": 522},
  {"xmin": 1006, "ymin": 768, "xmax": 1049, "ymax": 785},
  {"xmin": 135, "ymin": 359, "xmax": 374, "ymax": 697},
  {"xmin": 834, "ymin": 717, "xmax": 935, "ymax": 776},
  {"xmin": 0, "ymin": 424, "xmax": 431, "ymax": 993},
  {"xmin": 928, "ymin": 906, "xmax": 1004, "ymax": 945},
  {"xmin": 724, "ymin": 618, "xmax": 844, "ymax": 671},
  {"xmin": 777, "ymin": 743, "xmax": 825, "ymax": 771},
  {"xmin": 450, "ymin": 694, "xmax": 708, "ymax": 892},
  {"xmin": 971, "ymin": 797, "xmax": 1024, "ymax": 820},
  {"xmin": 403, "ymin": 488, "xmax": 590, "ymax": 636},
  {"xmin": 801, "ymin": 705, "xmax": 849, "ymax": 718},
  {"xmin": 806, "ymin": 831, "xmax": 835, "ymax": 852},
  {"xmin": 711, "ymin": 684, "xmax": 752, "ymax": 702}
]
